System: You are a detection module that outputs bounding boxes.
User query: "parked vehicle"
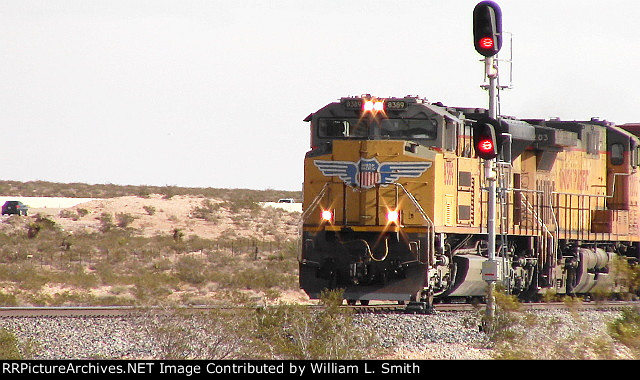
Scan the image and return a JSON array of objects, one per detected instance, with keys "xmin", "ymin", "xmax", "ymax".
[{"xmin": 2, "ymin": 201, "xmax": 28, "ymax": 216}]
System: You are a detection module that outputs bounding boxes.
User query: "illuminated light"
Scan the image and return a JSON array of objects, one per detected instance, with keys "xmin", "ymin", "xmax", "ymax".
[
  {"xmin": 479, "ymin": 37, "xmax": 494, "ymax": 49},
  {"xmin": 363, "ymin": 99, "xmax": 385, "ymax": 113},
  {"xmin": 386, "ymin": 210, "xmax": 399, "ymax": 224},
  {"xmin": 321, "ymin": 210, "xmax": 333, "ymax": 221},
  {"xmin": 363, "ymin": 100, "xmax": 375, "ymax": 111},
  {"xmin": 478, "ymin": 139, "xmax": 494, "ymax": 153}
]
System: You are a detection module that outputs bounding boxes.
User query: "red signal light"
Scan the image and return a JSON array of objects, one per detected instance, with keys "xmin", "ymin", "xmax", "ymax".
[
  {"xmin": 472, "ymin": 118, "xmax": 500, "ymax": 160},
  {"xmin": 479, "ymin": 37, "xmax": 494, "ymax": 49},
  {"xmin": 478, "ymin": 138, "xmax": 494, "ymax": 153}
]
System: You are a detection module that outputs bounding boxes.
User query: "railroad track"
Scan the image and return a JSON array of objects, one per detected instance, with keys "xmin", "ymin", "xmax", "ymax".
[
  {"xmin": 0, "ymin": 306, "xmax": 142, "ymax": 317},
  {"xmin": 1, "ymin": 300, "xmax": 637, "ymax": 318},
  {"xmin": 353, "ymin": 300, "xmax": 640, "ymax": 313}
]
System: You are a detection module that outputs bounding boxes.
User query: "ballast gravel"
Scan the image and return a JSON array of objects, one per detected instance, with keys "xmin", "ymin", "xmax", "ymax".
[
  {"xmin": 0, "ymin": 309, "xmax": 632, "ymax": 360},
  {"xmin": 357, "ymin": 309, "xmax": 631, "ymax": 359}
]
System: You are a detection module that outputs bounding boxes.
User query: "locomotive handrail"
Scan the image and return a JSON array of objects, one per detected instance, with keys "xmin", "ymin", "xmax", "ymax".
[
  {"xmin": 300, "ymin": 180, "xmax": 433, "ymax": 265},
  {"xmin": 392, "ymin": 183, "xmax": 432, "ymax": 224},
  {"xmin": 515, "ymin": 189, "xmax": 558, "ymax": 234},
  {"xmin": 301, "ymin": 182, "xmax": 330, "ymax": 223},
  {"xmin": 392, "ymin": 182, "xmax": 435, "ymax": 264},
  {"xmin": 520, "ymin": 191, "xmax": 558, "ymax": 268}
]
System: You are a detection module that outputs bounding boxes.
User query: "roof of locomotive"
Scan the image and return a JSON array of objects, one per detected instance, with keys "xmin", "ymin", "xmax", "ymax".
[
  {"xmin": 303, "ymin": 96, "xmax": 640, "ymax": 149},
  {"xmin": 303, "ymin": 95, "xmax": 463, "ymax": 123},
  {"xmin": 619, "ymin": 123, "xmax": 640, "ymax": 137}
]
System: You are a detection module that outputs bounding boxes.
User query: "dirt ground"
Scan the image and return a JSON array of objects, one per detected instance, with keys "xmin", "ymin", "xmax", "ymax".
[
  {"xmin": 22, "ymin": 194, "xmax": 311, "ymax": 305},
  {"xmin": 29, "ymin": 194, "xmax": 301, "ymax": 241}
]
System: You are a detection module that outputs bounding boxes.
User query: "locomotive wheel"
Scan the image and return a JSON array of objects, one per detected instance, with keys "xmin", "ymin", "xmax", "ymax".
[{"xmin": 406, "ymin": 290, "xmax": 435, "ymax": 314}]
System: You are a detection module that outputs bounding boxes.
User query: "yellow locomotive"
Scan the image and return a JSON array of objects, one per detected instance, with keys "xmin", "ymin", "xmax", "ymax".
[{"xmin": 298, "ymin": 95, "xmax": 640, "ymax": 310}]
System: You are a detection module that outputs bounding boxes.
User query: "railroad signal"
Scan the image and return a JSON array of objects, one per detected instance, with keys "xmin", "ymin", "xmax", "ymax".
[
  {"xmin": 473, "ymin": 118, "xmax": 500, "ymax": 160},
  {"xmin": 473, "ymin": 1, "xmax": 502, "ymax": 57}
]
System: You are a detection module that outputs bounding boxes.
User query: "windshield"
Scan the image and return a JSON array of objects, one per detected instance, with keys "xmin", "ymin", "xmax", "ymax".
[{"xmin": 318, "ymin": 117, "xmax": 437, "ymax": 140}]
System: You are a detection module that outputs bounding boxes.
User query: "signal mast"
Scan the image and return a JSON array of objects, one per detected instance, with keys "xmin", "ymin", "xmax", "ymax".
[{"xmin": 473, "ymin": 0, "xmax": 503, "ymax": 322}]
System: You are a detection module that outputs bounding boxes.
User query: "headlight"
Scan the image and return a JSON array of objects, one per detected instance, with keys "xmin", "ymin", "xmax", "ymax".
[
  {"xmin": 363, "ymin": 99, "xmax": 384, "ymax": 112},
  {"xmin": 386, "ymin": 209, "xmax": 400, "ymax": 224},
  {"xmin": 321, "ymin": 210, "xmax": 333, "ymax": 222}
]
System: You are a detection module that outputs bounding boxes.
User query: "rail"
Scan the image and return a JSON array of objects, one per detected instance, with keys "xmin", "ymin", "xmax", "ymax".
[{"xmin": 2, "ymin": 300, "xmax": 637, "ymax": 317}]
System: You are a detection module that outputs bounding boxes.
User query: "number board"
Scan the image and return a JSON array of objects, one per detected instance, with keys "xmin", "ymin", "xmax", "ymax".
[
  {"xmin": 340, "ymin": 98, "xmax": 409, "ymax": 111},
  {"xmin": 342, "ymin": 99, "xmax": 363, "ymax": 110},
  {"xmin": 385, "ymin": 100, "xmax": 408, "ymax": 110}
]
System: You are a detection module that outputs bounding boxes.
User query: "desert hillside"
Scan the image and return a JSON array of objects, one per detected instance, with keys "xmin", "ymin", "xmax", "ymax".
[
  {"xmin": 23, "ymin": 194, "xmax": 302, "ymax": 241},
  {"xmin": 0, "ymin": 182, "xmax": 308, "ymax": 307}
]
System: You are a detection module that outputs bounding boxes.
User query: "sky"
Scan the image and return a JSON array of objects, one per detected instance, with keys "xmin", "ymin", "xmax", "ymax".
[{"xmin": 1, "ymin": 0, "xmax": 638, "ymax": 191}]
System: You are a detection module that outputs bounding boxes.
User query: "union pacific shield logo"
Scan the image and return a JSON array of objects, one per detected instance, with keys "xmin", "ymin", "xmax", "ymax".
[
  {"xmin": 357, "ymin": 158, "xmax": 381, "ymax": 188},
  {"xmin": 314, "ymin": 158, "xmax": 432, "ymax": 189}
]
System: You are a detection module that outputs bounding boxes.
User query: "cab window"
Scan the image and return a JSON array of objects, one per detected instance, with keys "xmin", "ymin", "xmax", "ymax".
[
  {"xmin": 318, "ymin": 117, "xmax": 437, "ymax": 141},
  {"xmin": 611, "ymin": 143, "xmax": 624, "ymax": 165},
  {"xmin": 318, "ymin": 118, "xmax": 367, "ymax": 138},
  {"xmin": 380, "ymin": 118, "xmax": 437, "ymax": 140}
]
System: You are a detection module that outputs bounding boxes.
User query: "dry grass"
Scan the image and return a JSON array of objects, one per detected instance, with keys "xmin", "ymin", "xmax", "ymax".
[{"xmin": 0, "ymin": 181, "xmax": 306, "ymax": 307}]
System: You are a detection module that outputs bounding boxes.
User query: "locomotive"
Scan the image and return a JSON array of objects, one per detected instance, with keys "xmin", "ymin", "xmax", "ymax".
[{"xmin": 298, "ymin": 94, "xmax": 640, "ymax": 310}]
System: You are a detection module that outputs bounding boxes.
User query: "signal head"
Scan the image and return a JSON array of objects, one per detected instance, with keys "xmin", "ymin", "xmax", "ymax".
[
  {"xmin": 473, "ymin": 1, "xmax": 502, "ymax": 57},
  {"xmin": 473, "ymin": 117, "xmax": 500, "ymax": 160}
]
